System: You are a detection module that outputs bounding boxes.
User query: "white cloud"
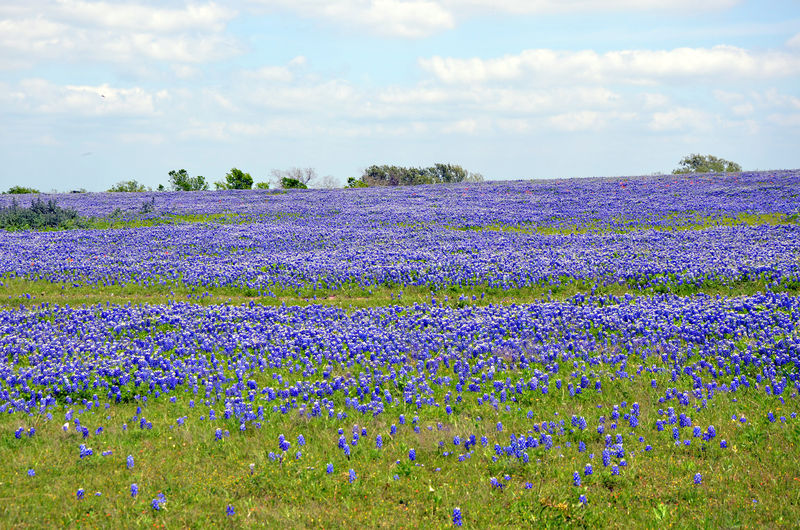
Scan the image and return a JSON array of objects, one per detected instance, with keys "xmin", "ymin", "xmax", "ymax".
[
  {"xmin": 787, "ymin": 33, "xmax": 800, "ymax": 48},
  {"xmin": 420, "ymin": 46, "xmax": 800, "ymax": 84},
  {"xmin": 253, "ymin": 0, "xmax": 454, "ymax": 38},
  {"xmin": 442, "ymin": 118, "xmax": 479, "ymax": 134},
  {"xmin": 0, "ymin": 2, "xmax": 240, "ymax": 68},
  {"xmin": 649, "ymin": 107, "xmax": 713, "ymax": 132},
  {"xmin": 12, "ymin": 79, "xmax": 164, "ymax": 116},
  {"xmin": 442, "ymin": 0, "xmax": 739, "ymax": 15},
  {"xmin": 249, "ymin": 0, "xmax": 739, "ymax": 37},
  {"xmin": 54, "ymin": 0, "xmax": 235, "ymax": 32}
]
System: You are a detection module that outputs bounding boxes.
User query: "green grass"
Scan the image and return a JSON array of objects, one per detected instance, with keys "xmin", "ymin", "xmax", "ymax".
[
  {"xmin": 1, "ymin": 275, "xmax": 795, "ymax": 312},
  {"xmin": 451, "ymin": 212, "xmax": 799, "ymax": 235},
  {"xmin": 2, "ymin": 365, "xmax": 798, "ymax": 527}
]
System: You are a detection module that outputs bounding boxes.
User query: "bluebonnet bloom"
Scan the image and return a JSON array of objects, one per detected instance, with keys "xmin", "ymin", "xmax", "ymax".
[
  {"xmin": 226, "ymin": 505, "xmax": 235, "ymax": 516},
  {"xmin": 131, "ymin": 483, "xmax": 138, "ymax": 497},
  {"xmin": 390, "ymin": 425, "xmax": 397, "ymax": 435},
  {"xmin": 77, "ymin": 488, "xmax": 85, "ymax": 499},
  {"xmin": 524, "ymin": 482, "xmax": 533, "ymax": 489},
  {"xmin": 349, "ymin": 469, "xmax": 357, "ymax": 483},
  {"xmin": 376, "ymin": 435, "xmax": 383, "ymax": 449},
  {"xmin": 452, "ymin": 507, "xmax": 462, "ymax": 526},
  {"xmin": 573, "ymin": 472, "xmax": 581, "ymax": 486},
  {"xmin": 579, "ymin": 494, "xmax": 588, "ymax": 506},
  {"xmin": 409, "ymin": 448, "xmax": 416, "ymax": 461},
  {"xmin": 298, "ymin": 434, "xmax": 306, "ymax": 446},
  {"xmin": 326, "ymin": 463, "xmax": 334, "ymax": 474},
  {"xmin": 694, "ymin": 473, "xmax": 702, "ymax": 485},
  {"xmin": 584, "ymin": 464, "xmax": 593, "ymax": 476},
  {"xmin": 126, "ymin": 454, "xmax": 134, "ymax": 469},
  {"xmin": 496, "ymin": 422, "xmax": 503, "ymax": 432},
  {"xmin": 27, "ymin": 469, "xmax": 35, "ymax": 477}
]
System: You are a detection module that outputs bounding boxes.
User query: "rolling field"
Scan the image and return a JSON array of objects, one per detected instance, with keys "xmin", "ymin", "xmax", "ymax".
[{"xmin": 1, "ymin": 171, "xmax": 800, "ymax": 528}]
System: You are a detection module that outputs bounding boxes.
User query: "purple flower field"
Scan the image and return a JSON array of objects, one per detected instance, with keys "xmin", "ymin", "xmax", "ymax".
[{"xmin": 1, "ymin": 170, "xmax": 799, "ymax": 527}]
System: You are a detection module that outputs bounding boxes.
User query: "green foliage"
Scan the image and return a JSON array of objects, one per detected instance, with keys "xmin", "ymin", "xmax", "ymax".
[
  {"xmin": 271, "ymin": 167, "xmax": 317, "ymax": 188},
  {"xmin": 358, "ymin": 163, "xmax": 484, "ymax": 187},
  {"xmin": 108, "ymin": 180, "xmax": 148, "ymax": 193},
  {"xmin": 168, "ymin": 169, "xmax": 209, "ymax": 191},
  {"xmin": 255, "ymin": 182, "xmax": 270, "ymax": 190},
  {"xmin": 281, "ymin": 177, "xmax": 308, "ymax": 189},
  {"xmin": 5, "ymin": 186, "xmax": 40, "ymax": 194},
  {"xmin": 217, "ymin": 168, "xmax": 254, "ymax": 190},
  {"xmin": 0, "ymin": 198, "xmax": 86, "ymax": 231},
  {"xmin": 346, "ymin": 177, "xmax": 369, "ymax": 188},
  {"xmin": 673, "ymin": 154, "xmax": 742, "ymax": 174}
]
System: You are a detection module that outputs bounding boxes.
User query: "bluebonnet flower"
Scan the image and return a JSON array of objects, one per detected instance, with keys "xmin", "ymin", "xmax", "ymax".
[
  {"xmin": 215, "ymin": 428, "xmax": 223, "ymax": 441},
  {"xmin": 409, "ymin": 448, "xmax": 416, "ymax": 461},
  {"xmin": 496, "ymin": 422, "xmax": 503, "ymax": 432},
  {"xmin": 694, "ymin": 473, "xmax": 702, "ymax": 485},
  {"xmin": 376, "ymin": 435, "xmax": 383, "ymax": 449},
  {"xmin": 131, "ymin": 483, "xmax": 138, "ymax": 497},
  {"xmin": 612, "ymin": 466, "xmax": 620, "ymax": 476},
  {"xmin": 573, "ymin": 472, "xmax": 581, "ymax": 486},
  {"xmin": 524, "ymin": 482, "xmax": 533, "ymax": 489},
  {"xmin": 326, "ymin": 463, "xmax": 334, "ymax": 474},
  {"xmin": 126, "ymin": 454, "xmax": 134, "ymax": 469},
  {"xmin": 27, "ymin": 469, "xmax": 35, "ymax": 477},
  {"xmin": 226, "ymin": 505, "xmax": 235, "ymax": 516},
  {"xmin": 298, "ymin": 434, "xmax": 306, "ymax": 446},
  {"xmin": 452, "ymin": 507, "xmax": 462, "ymax": 526},
  {"xmin": 349, "ymin": 469, "xmax": 357, "ymax": 483},
  {"xmin": 390, "ymin": 425, "xmax": 397, "ymax": 435},
  {"xmin": 720, "ymin": 439, "xmax": 728, "ymax": 448},
  {"xmin": 77, "ymin": 488, "xmax": 85, "ymax": 499},
  {"xmin": 584, "ymin": 464, "xmax": 593, "ymax": 476},
  {"xmin": 579, "ymin": 494, "xmax": 588, "ymax": 506}
]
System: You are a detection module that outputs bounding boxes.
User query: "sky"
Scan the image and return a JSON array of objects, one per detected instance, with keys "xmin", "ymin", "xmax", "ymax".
[{"xmin": 1, "ymin": 0, "xmax": 799, "ymax": 191}]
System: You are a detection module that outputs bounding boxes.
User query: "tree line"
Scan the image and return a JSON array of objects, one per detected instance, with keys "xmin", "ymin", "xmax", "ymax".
[{"xmin": 3, "ymin": 154, "xmax": 746, "ymax": 194}]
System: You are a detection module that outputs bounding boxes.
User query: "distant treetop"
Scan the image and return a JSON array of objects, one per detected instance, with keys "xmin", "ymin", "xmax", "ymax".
[
  {"xmin": 348, "ymin": 163, "xmax": 484, "ymax": 188},
  {"xmin": 673, "ymin": 154, "xmax": 742, "ymax": 175},
  {"xmin": 5, "ymin": 186, "xmax": 40, "ymax": 194}
]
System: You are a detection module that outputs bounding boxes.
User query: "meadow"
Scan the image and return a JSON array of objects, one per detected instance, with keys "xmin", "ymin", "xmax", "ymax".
[{"xmin": 1, "ymin": 171, "xmax": 799, "ymax": 528}]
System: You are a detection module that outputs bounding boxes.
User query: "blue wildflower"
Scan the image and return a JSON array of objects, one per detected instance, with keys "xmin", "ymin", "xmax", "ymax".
[{"xmin": 452, "ymin": 507, "xmax": 462, "ymax": 526}]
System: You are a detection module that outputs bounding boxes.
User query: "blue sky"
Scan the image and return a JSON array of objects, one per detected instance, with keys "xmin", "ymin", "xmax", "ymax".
[{"xmin": 1, "ymin": 0, "xmax": 798, "ymax": 191}]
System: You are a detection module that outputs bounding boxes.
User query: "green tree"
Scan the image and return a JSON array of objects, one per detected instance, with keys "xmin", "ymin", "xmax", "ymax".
[
  {"xmin": 673, "ymin": 154, "xmax": 742, "ymax": 174},
  {"xmin": 255, "ymin": 182, "xmax": 270, "ymax": 190},
  {"xmin": 281, "ymin": 177, "xmax": 308, "ymax": 189},
  {"xmin": 5, "ymin": 186, "xmax": 40, "ymax": 194},
  {"xmin": 168, "ymin": 169, "xmax": 208, "ymax": 191},
  {"xmin": 215, "ymin": 168, "xmax": 254, "ymax": 190},
  {"xmin": 357, "ymin": 163, "xmax": 484, "ymax": 187},
  {"xmin": 108, "ymin": 180, "xmax": 147, "ymax": 192}
]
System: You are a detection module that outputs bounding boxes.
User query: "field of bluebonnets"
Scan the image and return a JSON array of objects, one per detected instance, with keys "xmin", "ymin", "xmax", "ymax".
[{"xmin": 1, "ymin": 170, "xmax": 800, "ymax": 527}]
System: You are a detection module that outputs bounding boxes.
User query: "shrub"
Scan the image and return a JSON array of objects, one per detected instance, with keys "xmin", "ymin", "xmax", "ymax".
[
  {"xmin": 0, "ymin": 198, "xmax": 86, "ymax": 231},
  {"xmin": 673, "ymin": 154, "xmax": 742, "ymax": 174},
  {"xmin": 169, "ymin": 169, "xmax": 209, "ymax": 191},
  {"xmin": 215, "ymin": 168, "xmax": 254, "ymax": 190},
  {"xmin": 354, "ymin": 164, "xmax": 484, "ymax": 187},
  {"xmin": 108, "ymin": 180, "xmax": 148, "ymax": 192},
  {"xmin": 281, "ymin": 177, "xmax": 308, "ymax": 189},
  {"xmin": 5, "ymin": 186, "xmax": 40, "ymax": 194}
]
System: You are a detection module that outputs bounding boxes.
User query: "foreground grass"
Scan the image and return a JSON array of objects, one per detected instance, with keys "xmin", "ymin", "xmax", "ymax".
[
  {"xmin": 451, "ymin": 212, "xmax": 800, "ymax": 236},
  {"xmin": 1, "ymin": 364, "xmax": 797, "ymax": 528},
  {"xmin": 2, "ymin": 275, "xmax": 797, "ymax": 312}
]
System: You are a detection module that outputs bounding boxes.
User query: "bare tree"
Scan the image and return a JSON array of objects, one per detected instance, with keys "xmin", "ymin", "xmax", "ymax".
[
  {"xmin": 318, "ymin": 175, "xmax": 339, "ymax": 189},
  {"xmin": 271, "ymin": 167, "xmax": 318, "ymax": 188}
]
